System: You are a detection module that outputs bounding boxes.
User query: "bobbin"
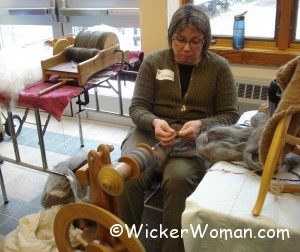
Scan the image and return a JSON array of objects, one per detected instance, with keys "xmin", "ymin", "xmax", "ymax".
[{"xmin": 98, "ymin": 143, "xmax": 157, "ymax": 196}]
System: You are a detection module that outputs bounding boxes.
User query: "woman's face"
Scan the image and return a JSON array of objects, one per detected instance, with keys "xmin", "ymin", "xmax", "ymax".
[{"xmin": 172, "ymin": 26, "xmax": 204, "ymax": 65}]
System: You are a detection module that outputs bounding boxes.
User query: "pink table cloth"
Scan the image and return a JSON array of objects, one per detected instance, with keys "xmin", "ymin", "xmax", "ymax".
[{"xmin": 0, "ymin": 81, "xmax": 84, "ymax": 121}]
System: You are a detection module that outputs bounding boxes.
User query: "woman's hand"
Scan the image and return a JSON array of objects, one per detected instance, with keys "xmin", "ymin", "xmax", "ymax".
[
  {"xmin": 152, "ymin": 119, "xmax": 177, "ymax": 146},
  {"xmin": 177, "ymin": 120, "xmax": 203, "ymax": 140}
]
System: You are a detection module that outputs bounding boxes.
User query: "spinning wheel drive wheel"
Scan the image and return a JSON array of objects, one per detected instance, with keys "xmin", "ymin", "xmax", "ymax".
[
  {"xmin": 4, "ymin": 114, "xmax": 22, "ymax": 137},
  {"xmin": 54, "ymin": 203, "xmax": 145, "ymax": 252}
]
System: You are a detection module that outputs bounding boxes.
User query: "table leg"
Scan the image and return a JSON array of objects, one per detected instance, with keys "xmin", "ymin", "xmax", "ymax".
[
  {"xmin": 0, "ymin": 106, "xmax": 4, "ymax": 137},
  {"xmin": 6, "ymin": 104, "xmax": 21, "ymax": 162},
  {"xmin": 117, "ymin": 74, "xmax": 124, "ymax": 116},
  {"xmin": 77, "ymin": 112, "xmax": 84, "ymax": 147},
  {"xmin": 34, "ymin": 108, "xmax": 48, "ymax": 169},
  {"xmin": 42, "ymin": 113, "xmax": 52, "ymax": 137},
  {"xmin": 0, "ymin": 163, "xmax": 9, "ymax": 204},
  {"xmin": 94, "ymin": 87, "xmax": 100, "ymax": 111}
]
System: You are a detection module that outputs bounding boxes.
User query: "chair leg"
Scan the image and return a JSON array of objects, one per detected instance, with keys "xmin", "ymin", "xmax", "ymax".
[
  {"xmin": 252, "ymin": 117, "xmax": 286, "ymax": 216},
  {"xmin": 0, "ymin": 163, "xmax": 9, "ymax": 204},
  {"xmin": 144, "ymin": 184, "xmax": 163, "ymax": 212}
]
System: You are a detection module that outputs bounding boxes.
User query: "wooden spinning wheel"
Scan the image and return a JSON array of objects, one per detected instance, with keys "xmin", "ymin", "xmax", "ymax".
[
  {"xmin": 54, "ymin": 203, "xmax": 144, "ymax": 252},
  {"xmin": 53, "ymin": 144, "xmax": 150, "ymax": 252}
]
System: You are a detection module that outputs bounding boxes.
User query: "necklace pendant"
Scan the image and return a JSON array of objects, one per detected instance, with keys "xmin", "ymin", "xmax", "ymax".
[{"xmin": 181, "ymin": 105, "xmax": 186, "ymax": 112}]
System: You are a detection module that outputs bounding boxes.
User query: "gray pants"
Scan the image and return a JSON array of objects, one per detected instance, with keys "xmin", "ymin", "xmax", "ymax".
[{"xmin": 118, "ymin": 127, "xmax": 206, "ymax": 252}]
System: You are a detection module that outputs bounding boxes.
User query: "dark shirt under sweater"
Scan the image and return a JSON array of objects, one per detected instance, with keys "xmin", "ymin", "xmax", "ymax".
[{"xmin": 178, "ymin": 63, "xmax": 194, "ymax": 98}]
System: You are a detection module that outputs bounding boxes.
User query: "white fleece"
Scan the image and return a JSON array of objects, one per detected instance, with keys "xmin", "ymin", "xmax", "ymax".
[{"xmin": 0, "ymin": 46, "xmax": 52, "ymax": 102}]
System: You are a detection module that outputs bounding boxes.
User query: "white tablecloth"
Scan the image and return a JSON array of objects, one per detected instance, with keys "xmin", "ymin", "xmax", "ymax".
[{"xmin": 182, "ymin": 161, "xmax": 300, "ymax": 252}]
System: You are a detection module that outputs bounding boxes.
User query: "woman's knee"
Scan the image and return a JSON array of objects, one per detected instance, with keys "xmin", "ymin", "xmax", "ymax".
[
  {"xmin": 161, "ymin": 158, "xmax": 205, "ymax": 192},
  {"xmin": 164, "ymin": 158, "xmax": 204, "ymax": 179}
]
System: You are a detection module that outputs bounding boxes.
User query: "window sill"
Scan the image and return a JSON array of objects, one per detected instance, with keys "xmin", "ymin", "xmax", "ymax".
[{"xmin": 209, "ymin": 45, "xmax": 300, "ymax": 67}]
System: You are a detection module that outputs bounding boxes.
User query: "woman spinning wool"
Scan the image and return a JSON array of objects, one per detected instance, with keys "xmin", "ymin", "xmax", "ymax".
[{"xmin": 118, "ymin": 4, "xmax": 239, "ymax": 251}]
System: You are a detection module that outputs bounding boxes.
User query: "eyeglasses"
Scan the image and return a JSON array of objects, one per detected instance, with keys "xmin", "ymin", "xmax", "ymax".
[{"xmin": 173, "ymin": 36, "xmax": 205, "ymax": 48}]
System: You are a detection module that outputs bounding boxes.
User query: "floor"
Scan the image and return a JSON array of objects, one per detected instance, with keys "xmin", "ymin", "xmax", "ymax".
[{"xmin": 0, "ymin": 106, "xmax": 132, "ymax": 248}]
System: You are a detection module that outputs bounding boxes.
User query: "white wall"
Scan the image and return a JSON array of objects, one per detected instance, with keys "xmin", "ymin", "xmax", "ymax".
[{"xmin": 231, "ymin": 64, "xmax": 278, "ymax": 82}]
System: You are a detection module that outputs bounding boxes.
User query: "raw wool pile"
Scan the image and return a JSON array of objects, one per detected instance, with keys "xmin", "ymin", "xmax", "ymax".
[
  {"xmin": 0, "ymin": 45, "xmax": 52, "ymax": 103},
  {"xmin": 243, "ymin": 110, "xmax": 270, "ymax": 170},
  {"xmin": 154, "ymin": 137, "xmax": 205, "ymax": 173},
  {"xmin": 196, "ymin": 111, "xmax": 269, "ymax": 170},
  {"xmin": 283, "ymin": 152, "xmax": 300, "ymax": 171}
]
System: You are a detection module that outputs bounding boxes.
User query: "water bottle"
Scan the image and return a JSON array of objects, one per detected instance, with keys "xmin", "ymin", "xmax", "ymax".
[{"xmin": 233, "ymin": 11, "xmax": 247, "ymax": 50}]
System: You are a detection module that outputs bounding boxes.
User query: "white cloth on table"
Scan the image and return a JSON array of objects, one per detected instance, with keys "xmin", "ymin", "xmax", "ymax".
[{"xmin": 182, "ymin": 161, "xmax": 300, "ymax": 252}]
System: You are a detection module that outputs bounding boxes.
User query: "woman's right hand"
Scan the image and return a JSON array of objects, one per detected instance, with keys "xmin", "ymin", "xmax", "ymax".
[{"xmin": 152, "ymin": 119, "xmax": 177, "ymax": 147}]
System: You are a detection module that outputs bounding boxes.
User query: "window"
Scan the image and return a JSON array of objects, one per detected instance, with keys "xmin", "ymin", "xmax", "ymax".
[
  {"xmin": 295, "ymin": 1, "xmax": 300, "ymax": 40},
  {"xmin": 182, "ymin": 0, "xmax": 300, "ymax": 67},
  {"xmin": 0, "ymin": 25, "xmax": 53, "ymax": 49},
  {"xmin": 0, "ymin": 0, "xmax": 140, "ymax": 51},
  {"xmin": 194, "ymin": 0, "xmax": 277, "ymax": 39}
]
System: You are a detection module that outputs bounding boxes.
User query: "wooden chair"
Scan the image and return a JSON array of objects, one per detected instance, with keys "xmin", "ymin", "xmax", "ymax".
[{"xmin": 252, "ymin": 106, "xmax": 300, "ymax": 216}]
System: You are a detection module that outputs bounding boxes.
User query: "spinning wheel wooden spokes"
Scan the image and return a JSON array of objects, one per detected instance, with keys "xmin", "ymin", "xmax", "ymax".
[{"xmin": 54, "ymin": 203, "xmax": 145, "ymax": 252}]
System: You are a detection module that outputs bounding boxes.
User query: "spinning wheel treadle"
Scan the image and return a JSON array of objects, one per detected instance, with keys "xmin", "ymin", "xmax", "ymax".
[{"xmin": 54, "ymin": 203, "xmax": 144, "ymax": 252}]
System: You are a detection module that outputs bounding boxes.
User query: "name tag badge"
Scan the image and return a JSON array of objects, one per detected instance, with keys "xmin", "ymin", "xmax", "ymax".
[{"xmin": 156, "ymin": 69, "xmax": 174, "ymax": 81}]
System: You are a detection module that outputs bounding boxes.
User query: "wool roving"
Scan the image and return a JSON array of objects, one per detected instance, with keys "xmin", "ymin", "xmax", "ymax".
[{"xmin": 0, "ymin": 46, "xmax": 52, "ymax": 103}]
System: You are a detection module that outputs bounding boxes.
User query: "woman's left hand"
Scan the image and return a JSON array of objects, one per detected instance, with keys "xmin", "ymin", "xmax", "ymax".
[{"xmin": 177, "ymin": 120, "xmax": 203, "ymax": 140}]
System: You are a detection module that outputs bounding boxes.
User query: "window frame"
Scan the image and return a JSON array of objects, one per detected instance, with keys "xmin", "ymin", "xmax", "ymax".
[
  {"xmin": 182, "ymin": 0, "xmax": 300, "ymax": 67},
  {"xmin": 0, "ymin": 0, "xmax": 140, "ymax": 49}
]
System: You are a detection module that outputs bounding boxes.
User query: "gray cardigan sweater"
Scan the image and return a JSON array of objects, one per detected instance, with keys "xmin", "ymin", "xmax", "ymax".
[{"xmin": 129, "ymin": 49, "xmax": 239, "ymax": 131}]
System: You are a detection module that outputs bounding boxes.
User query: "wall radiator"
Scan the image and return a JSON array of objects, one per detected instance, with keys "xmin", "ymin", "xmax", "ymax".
[{"xmin": 235, "ymin": 78, "xmax": 271, "ymax": 114}]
